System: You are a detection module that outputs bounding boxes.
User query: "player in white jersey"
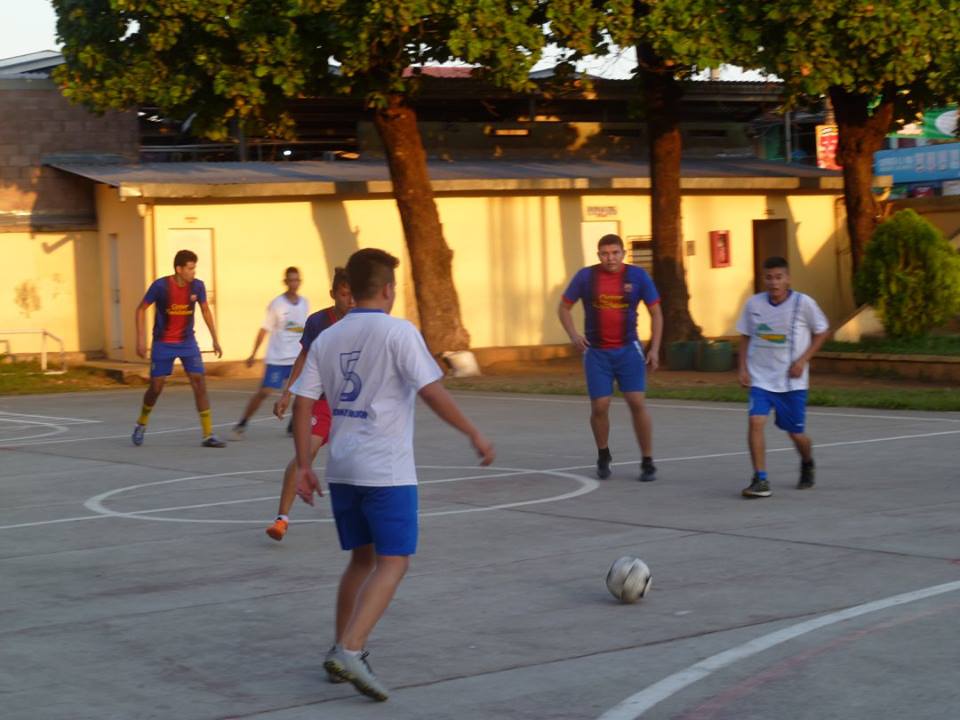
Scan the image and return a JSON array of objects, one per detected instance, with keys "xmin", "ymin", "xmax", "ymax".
[
  {"xmin": 737, "ymin": 256, "xmax": 830, "ymax": 498},
  {"xmin": 232, "ymin": 267, "xmax": 309, "ymax": 439},
  {"xmin": 289, "ymin": 248, "xmax": 495, "ymax": 702}
]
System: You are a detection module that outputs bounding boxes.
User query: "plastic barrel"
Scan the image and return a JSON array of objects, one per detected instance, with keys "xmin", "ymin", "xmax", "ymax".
[
  {"xmin": 666, "ymin": 341, "xmax": 699, "ymax": 370},
  {"xmin": 697, "ymin": 340, "xmax": 733, "ymax": 372}
]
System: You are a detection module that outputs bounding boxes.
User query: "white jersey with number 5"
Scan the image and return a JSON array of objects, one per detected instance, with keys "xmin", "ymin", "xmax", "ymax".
[{"xmin": 290, "ymin": 308, "xmax": 443, "ymax": 487}]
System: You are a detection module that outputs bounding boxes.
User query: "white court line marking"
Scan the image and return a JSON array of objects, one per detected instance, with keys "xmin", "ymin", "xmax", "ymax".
[
  {"xmin": 79, "ymin": 465, "xmax": 598, "ymax": 525},
  {"xmin": 597, "ymin": 579, "xmax": 960, "ymax": 720},
  {"xmin": 3, "ymin": 425, "xmax": 959, "ymax": 530},
  {"xmin": 77, "ymin": 468, "xmax": 541, "ymax": 517},
  {"xmin": 0, "ymin": 415, "xmax": 274, "ymax": 448},
  {"xmin": 0, "ymin": 417, "xmax": 69, "ymax": 442},
  {"xmin": 457, "ymin": 393, "xmax": 960, "ymax": 424},
  {"xmin": 0, "ymin": 411, "xmax": 101, "ymax": 425}
]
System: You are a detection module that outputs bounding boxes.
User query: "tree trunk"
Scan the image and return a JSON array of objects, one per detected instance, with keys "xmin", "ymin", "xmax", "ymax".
[
  {"xmin": 373, "ymin": 94, "xmax": 470, "ymax": 353},
  {"xmin": 829, "ymin": 86, "xmax": 895, "ymax": 277},
  {"xmin": 638, "ymin": 46, "xmax": 702, "ymax": 347}
]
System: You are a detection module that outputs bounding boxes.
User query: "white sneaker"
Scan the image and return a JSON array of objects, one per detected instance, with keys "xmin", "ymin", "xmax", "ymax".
[
  {"xmin": 324, "ymin": 645, "xmax": 347, "ymax": 683},
  {"xmin": 324, "ymin": 646, "xmax": 389, "ymax": 701}
]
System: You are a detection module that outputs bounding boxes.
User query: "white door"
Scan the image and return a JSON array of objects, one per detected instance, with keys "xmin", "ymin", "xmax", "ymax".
[
  {"xmin": 108, "ymin": 234, "xmax": 123, "ymax": 349},
  {"xmin": 160, "ymin": 229, "xmax": 216, "ymax": 352}
]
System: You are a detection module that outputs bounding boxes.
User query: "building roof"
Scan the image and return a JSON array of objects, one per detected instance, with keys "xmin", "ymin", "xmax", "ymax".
[
  {"xmin": 49, "ymin": 158, "xmax": 851, "ymax": 200},
  {"xmin": 0, "ymin": 50, "xmax": 64, "ymax": 77}
]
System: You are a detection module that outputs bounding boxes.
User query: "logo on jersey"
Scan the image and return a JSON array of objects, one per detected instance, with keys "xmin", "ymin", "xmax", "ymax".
[
  {"xmin": 339, "ymin": 351, "xmax": 362, "ymax": 402},
  {"xmin": 593, "ymin": 293, "xmax": 628, "ymax": 310},
  {"xmin": 189, "ymin": 294, "xmax": 198, "ymax": 302},
  {"xmin": 624, "ymin": 283, "xmax": 634, "ymax": 293},
  {"xmin": 755, "ymin": 323, "xmax": 786, "ymax": 344}
]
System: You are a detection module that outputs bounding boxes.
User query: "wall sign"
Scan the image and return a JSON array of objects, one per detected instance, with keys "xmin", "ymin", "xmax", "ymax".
[{"xmin": 709, "ymin": 230, "xmax": 731, "ymax": 268}]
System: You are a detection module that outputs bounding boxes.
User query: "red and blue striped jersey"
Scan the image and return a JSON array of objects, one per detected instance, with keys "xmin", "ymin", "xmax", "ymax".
[
  {"xmin": 142, "ymin": 276, "xmax": 207, "ymax": 344},
  {"xmin": 562, "ymin": 264, "xmax": 660, "ymax": 349}
]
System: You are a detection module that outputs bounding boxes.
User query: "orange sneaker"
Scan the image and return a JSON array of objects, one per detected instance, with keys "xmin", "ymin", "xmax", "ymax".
[{"xmin": 266, "ymin": 518, "xmax": 289, "ymax": 541}]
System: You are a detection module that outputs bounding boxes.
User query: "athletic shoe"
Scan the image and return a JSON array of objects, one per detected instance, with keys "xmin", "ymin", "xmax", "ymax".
[
  {"xmin": 323, "ymin": 645, "xmax": 347, "ymax": 684},
  {"xmin": 201, "ymin": 435, "xmax": 227, "ymax": 448},
  {"xmin": 639, "ymin": 463, "xmax": 657, "ymax": 483},
  {"xmin": 266, "ymin": 518, "xmax": 288, "ymax": 541},
  {"xmin": 797, "ymin": 462, "xmax": 815, "ymax": 490},
  {"xmin": 230, "ymin": 424, "xmax": 246, "ymax": 441},
  {"xmin": 742, "ymin": 476, "xmax": 772, "ymax": 498},
  {"xmin": 324, "ymin": 646, "xmax": 389, "ymax": 701},
  {"xmin": 597, "ymin": 455, "xmax": 612, "ymax": 479},
  {"xmin": 131, "ymin": 423, "xmax": 146, "ymax": 447}
]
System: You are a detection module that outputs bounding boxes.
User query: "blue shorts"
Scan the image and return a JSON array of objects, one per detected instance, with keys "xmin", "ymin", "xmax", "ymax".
[
  {"xmin": 584, "ymin": 343, "xmax": 647, "ymax": 399},
  {"xmin": 150, "ymin": 341, "xmax": 204, "ymax": 377},
  {"xmin": 262, "ymin": 363, "xmax": 293, "ymax": 389},
  {"xmin": 328, "ymin": 484, "xmax": 418, "ymax": 556},
  {"xmin": 749, "ymin": 387, "xmax": 808, "ymax": 434}
]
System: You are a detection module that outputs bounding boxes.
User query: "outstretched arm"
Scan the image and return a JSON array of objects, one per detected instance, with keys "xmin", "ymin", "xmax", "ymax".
[
  {"xmin": 246, "ymin": 328, "xmax": 268, "ymax": 367},
  {"xmin": 135, "ymin": 302, "xmax": 149, "ymax": 359},
  {"xmin": 418, "ymin": 380, "xmax": 495, "ymax": 465},
  {"xmin": 646, "ymin": 302, "xmax": 663, "ymax": 371},
  {"xmin": 738, "ymin": 335, "xmax": 751, "ymax": 387},
  {"xmin": 789, "ymin": 330, "xmax": 831, "ymax": 378},
  {"xmin": 558, "ymin": 301, "xmax": 589, "ymax": 352},
  {"xmin": 199, "ymin": 302, "xmax": 223, "ymax": 358},
  {"xmin": 274, "ymin": 347, "xmax": 310, "ymax": 418}
]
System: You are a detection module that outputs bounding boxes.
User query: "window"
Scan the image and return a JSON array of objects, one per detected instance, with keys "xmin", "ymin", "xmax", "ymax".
[{"xmin": 628, "ymin": 236, "xmax": 653, "ymax": 272}]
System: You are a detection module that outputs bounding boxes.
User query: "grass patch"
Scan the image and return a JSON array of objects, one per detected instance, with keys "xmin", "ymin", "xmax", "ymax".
[
  {"xmin": 823, "ymin": 335, "xmax": 960, "ymax": 356},
  {"xmin": 0, "ymin": 360, "xmax": 125, "ymax": 395},
  {"xmin": 447, "ymin": 376, "xmax": 960, "ymax": 412}
]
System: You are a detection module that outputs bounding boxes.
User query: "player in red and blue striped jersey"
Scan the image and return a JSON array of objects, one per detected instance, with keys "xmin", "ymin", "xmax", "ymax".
[
  {"xmin": 131, "ymin": 249, "xmax": 226, "ymax": 448},
  {"xmin": 558, "ymin": 234, "xmax": 663, "ymax": 481}
]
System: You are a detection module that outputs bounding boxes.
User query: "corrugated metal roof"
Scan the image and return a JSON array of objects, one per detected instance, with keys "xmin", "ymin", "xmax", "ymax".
[{"xmin": 49, "ymin": 158, "xmax": 850, "ymax": 199}]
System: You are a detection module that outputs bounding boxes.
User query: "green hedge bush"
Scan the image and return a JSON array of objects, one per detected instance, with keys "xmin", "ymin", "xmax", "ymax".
[{"xmin": 855, "ymin": 209, "xmax": 960, "ymax": 339}]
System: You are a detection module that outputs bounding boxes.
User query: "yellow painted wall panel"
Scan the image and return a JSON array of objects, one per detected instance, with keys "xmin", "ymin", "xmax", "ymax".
[{"xmin": 0, "ymin": 229, "xmax": 103, "ymax": 355}]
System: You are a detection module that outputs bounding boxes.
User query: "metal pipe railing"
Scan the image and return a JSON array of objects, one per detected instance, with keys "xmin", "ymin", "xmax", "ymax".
[{"xmin": 0, "ymin": 329, "xmax": 67, "ymax": 375}]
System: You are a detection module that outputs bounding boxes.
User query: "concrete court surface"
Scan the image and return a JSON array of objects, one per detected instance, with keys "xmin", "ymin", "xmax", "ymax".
[{"xmin": 1, "ymin": 379, "xmax": 959, "ymax": 720}]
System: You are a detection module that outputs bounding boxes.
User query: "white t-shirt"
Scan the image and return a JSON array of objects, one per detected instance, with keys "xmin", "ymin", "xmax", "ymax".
[
  {"xmin": 736, "ymin": 291, "xmax": 829, "ymax": 392},
  {"xmin": 263, "ymin": 294, "xmax": 309, "ymax": 365},
  {"xmin": 290, "ymin": 309, "xmax": 444, "ymax": 487}
]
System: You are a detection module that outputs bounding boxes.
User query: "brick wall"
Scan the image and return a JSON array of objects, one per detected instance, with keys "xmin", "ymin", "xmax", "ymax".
[{"xmin": 0, "ymin": 78, "xmax": 138, "ymax": 227}]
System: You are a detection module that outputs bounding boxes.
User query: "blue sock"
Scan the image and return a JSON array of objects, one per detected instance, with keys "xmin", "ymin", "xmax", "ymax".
[{"xmin": 757, "ymin": 471, "xmax": 768, "ymax": 481}]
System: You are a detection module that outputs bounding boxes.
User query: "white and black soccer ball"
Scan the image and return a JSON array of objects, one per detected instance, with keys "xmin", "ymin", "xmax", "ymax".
[{"xmin": 606, "ymin": 556, "xmax": 652, "ymax": 603}]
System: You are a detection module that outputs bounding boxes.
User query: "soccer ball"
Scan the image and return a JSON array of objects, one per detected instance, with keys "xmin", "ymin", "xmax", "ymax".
[{"xmin": 606, "ymin": 556, "xmax": 652, "ymax": 603}]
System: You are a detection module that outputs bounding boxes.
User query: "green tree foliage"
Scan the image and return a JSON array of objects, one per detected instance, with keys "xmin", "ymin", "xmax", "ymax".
[
  {"xmin": 724, "ymin": 1, "xmax": 960, "ymax": 273},
  {"xmin": 856, "ymin": 209, "xmax": 960, "ymax": 339},
  {"xmin": 53, "ymin": 0, "xmax": 544, "ymax": 352}
]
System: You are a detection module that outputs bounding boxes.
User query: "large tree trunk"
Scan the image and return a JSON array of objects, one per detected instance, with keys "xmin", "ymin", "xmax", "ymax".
[
  {"xmin": 638, "ymin": 46, "xmax": 702, "ymax": 347},
  {"xmin": 373, "ymin": 94, "xmax": 470, "ymax": 353},
  {"xmin": 829, "ymin": 86, "xmax": 895, "ymax": 276}
]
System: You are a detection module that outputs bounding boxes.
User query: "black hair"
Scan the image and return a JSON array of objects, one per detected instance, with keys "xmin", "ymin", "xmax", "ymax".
[
  {"xmin": 173, "ymin": 249, "xmax": 197, "ymax": 269},
  {"xmin": 284, "ymin": 266, "xmax": 300, "ymax": 277},
  {"xmin": 598, "ymin": 234, "xmax": 624, "ymax": 250},
  {"xmin": 762, "ymin": 256, "xmax": 789, "ymax": 271},
  {"xmin": 346, "ymin": 249, "xmax": 399, "ymax": 301},
  {"xmin": 331, "ymin": 266, "xmax": 350, "ymax": 291}
]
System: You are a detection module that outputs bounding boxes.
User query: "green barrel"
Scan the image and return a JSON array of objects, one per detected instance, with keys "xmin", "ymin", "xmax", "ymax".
[
  {"xmin": 697, "ymin": 340, "xmax": 733, "ymax": 372},
  {"xmin": 666, "ymin": 341, "xmax": 699, "ymax": 370}
]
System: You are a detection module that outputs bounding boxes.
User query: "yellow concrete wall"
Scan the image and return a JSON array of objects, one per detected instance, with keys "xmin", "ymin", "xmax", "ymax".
[
  {"xmin": 95, "ymin": 185, "xmax": 147, "ymax": 361},
  {"xmin": 92, "ymin": 188, "xmax": 849, "ymax": 360},
  {"xmin": 0, "ymin": 229, "xmax": 103, "ymax": 355}
]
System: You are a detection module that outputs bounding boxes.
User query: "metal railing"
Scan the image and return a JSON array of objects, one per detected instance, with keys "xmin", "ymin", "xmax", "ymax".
[{"xmin": 0, "ymin": 329, "xmax": 67, "ymax": 374}]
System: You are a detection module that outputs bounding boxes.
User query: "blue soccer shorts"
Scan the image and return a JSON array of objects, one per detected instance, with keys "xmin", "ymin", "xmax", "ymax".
[
  {"xmin": 584, "ymin": 343, "xmax": 647, "ymax": 399},
  {"xmin": 262, "ymin": 363, "xmax": 293, "ymax": 389},
  {"xmin": 150, "ymin": 341, "xmax": 204, "ymax": 377},
  {"xmin": 328, "ymin": 484, "xmax": 419, "ymax": 556},
  {"xmin": 749, "ymin": 387, "xmax": 808, "ymax": 434}
]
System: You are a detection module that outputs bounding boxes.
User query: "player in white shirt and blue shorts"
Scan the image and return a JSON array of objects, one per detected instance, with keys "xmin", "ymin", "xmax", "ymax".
[
  {"xmin": 737, "ymin": 256, "xmax": 831, "ymax": 498},
  {"xmin": 232, "ymin": 267, "xmax": 309, "ymax": 439},
  {"xmin": 289, "ymin": 248, "xmax": 495, "ymax": 702}
]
